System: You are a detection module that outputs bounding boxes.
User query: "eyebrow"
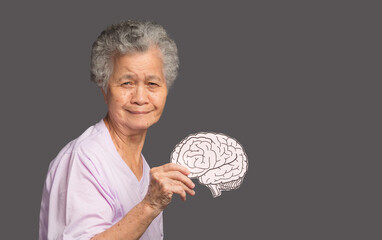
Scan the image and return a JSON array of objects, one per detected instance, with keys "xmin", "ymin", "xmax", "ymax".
[
  {"xmin": 117, "ymin": 73, "xmax": 163, "ymax": 82},
  {"xmin": 118, "ymin": 74, "xmax": 136, "ymax": 82},
  {"xmin": 146, "ymin": 75, "xmax": 163, "ymax": 82}
]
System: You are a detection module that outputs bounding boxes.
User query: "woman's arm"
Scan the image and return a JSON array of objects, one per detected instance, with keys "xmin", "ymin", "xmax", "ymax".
[
  {"xmin": 92, "ymin": 163, "xmax": 195, "ymax": 240},
  {"xmin": 91, "ymin": 201, "xmax": 158, "ymax": 240}
]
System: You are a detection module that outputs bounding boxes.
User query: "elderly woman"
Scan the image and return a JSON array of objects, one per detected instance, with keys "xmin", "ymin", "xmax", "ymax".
[{"xmin": 39, "ymin": 20, "xmax": 195, "ymax": 240}]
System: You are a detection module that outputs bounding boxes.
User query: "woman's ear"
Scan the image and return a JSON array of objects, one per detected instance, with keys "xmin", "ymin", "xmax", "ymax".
[{"xmin": 101, "ymin": 88, "xmax": 108, "ymax": 104}]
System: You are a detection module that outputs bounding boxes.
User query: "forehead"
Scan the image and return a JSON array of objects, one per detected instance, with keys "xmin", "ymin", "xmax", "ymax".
[
  {"xmin": 114, "ymin": 47, "xmax": 163, "ymax": 70},
  {"xmin": 108, "ymin": 47, "xmax": 166, "ymax": 87}
]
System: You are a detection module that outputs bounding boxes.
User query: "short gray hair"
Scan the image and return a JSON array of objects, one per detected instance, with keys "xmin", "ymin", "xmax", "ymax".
[{"xmin": 90, "ymin": 20, "xmax": 179, "ymax": 91}]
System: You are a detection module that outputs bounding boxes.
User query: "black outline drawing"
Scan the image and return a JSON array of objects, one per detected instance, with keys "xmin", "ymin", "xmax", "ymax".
[{"xmin": 171, "ymin": 132, "xmax": 248, "ymax": 197}]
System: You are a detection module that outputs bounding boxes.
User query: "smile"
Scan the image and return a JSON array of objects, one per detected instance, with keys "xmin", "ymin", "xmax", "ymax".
[{"xmin": 127, "ymin": 110, "xmax": 152, "ymax": 114}]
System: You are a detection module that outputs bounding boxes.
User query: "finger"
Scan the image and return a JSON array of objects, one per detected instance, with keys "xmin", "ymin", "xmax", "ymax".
[
  {"xmin": 162, "ymin": 163, "xmax": 190, "ymax": 175},
  {"xmin": 165, "ymin": 171, "xmax": 195, "ymax": 189},
  {"xmin": 179, "ymin": 189, "xmax": 187, "ymax": 201},
  {"xmin": 169, "ymin": 181, "xmax": 193, "ymax": 201},
  {"xmin": 170, "ymin": 179, "xmax": 196, "ymax": 197}
]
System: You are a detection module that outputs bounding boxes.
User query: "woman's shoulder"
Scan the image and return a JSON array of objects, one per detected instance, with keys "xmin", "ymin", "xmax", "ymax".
[
  {"xmin": 43, "ymin": 120, "xmax": 116, "ymax": 207},
  {"xmin": 62, "ymin": 119, "xmax": 107, "ymax": 154},
  {"xmin": 48, "ymin": 120, "xmax": 108, "ymax": 171}
]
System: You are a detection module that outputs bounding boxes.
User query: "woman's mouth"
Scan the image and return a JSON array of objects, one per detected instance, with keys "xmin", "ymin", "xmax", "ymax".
[{"xmin": 127, "ymin": 110, "xmax": 151, "ymax": 114}]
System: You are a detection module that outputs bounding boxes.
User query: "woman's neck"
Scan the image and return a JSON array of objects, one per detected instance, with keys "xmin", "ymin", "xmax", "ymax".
[{"xmin": 103, "ymin": 116, "xmax": 146, "ymax": 180}]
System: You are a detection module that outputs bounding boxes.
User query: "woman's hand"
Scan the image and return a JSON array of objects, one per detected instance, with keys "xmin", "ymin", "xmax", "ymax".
[{"xmin": 143, "ymin": 163, "xmax": 196, "ymax": 213}]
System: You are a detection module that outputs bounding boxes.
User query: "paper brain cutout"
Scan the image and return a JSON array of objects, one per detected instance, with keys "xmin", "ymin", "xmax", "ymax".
[{"xmin": 171, "ymin": 132, "xmax": 248, "ymax": 197}]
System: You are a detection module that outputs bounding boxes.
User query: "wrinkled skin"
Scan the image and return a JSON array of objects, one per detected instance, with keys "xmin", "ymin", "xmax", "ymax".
[{"xmin": 143, "ymin": 163, "xmax": 195, "ymax": 213}]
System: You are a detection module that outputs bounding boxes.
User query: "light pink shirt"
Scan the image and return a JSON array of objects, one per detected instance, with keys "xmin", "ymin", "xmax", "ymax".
[{"xmin": 39, "ymin": 120, "xmax": 163, "ymax": 240}]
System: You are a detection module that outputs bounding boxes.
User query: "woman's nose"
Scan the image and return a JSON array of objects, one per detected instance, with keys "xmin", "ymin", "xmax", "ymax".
[{"xmin": 131, "ymin": 85, "xmax": 149, "ymax": 105}]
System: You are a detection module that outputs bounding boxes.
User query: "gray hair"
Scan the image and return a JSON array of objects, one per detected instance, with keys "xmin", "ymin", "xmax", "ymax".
[{"xmin": 90, "ymin": 20, "xmax": 179, "ymax": 91}]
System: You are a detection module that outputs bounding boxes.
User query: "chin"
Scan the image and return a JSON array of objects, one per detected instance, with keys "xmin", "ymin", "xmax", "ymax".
[{"xmin": 126, "ymin": 122, "xmax": 155, "ymax": 132}]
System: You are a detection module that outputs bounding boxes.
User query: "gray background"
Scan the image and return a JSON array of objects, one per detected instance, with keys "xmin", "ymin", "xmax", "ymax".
[{"xmin": 1, "ymin": 1, "xmax": 381, "ymax": 239}]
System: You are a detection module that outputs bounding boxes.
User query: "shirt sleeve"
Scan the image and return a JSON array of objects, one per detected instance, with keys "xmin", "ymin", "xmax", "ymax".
[{"xmin": 62, "ymin": 149, "xmax": 116, "ymax": 240}]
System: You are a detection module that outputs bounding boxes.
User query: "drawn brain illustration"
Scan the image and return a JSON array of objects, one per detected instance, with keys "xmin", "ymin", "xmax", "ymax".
[{"xmin": 171, "ymin": 132, "xmax": 248, "ymax": 197}]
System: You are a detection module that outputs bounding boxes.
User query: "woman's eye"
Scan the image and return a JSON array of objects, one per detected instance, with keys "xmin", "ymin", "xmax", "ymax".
[
  {"xmin": 149, "ymin": 82, "xmax": 159, "ymax": 86},
  {"xmin": 122, "ymin": 82, "xmax": 132, "ymax": 86}
]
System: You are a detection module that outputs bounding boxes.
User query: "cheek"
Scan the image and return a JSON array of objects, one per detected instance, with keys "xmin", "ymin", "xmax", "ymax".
[
  {"xmin": 155, "ymin": 95, "xmax": 167, "ymax": 112},
  {"xmin": 151, "ymin": 91, "xmax": 166, "ymax": 104},
  {"xmin": 110, "ymin": 91, "xmax": 130, "ymax": 105}
]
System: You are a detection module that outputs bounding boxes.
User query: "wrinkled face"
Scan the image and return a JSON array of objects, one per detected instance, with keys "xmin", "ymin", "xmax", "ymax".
[{"xmin": 103, "ymin": 47, "xmax": 168, "ymax": 134}]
